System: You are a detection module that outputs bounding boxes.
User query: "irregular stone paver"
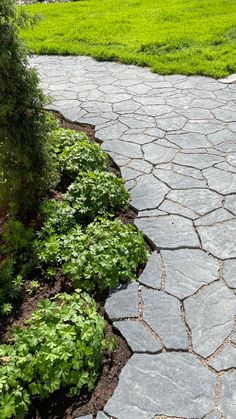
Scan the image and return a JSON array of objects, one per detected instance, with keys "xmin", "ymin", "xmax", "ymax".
[
  {"xmin": 197, "ymin": 219, "xmax": 236, "ymax": 259},
  {"xmin": 162, "ymin": 249, "xmax": 219, "ymax": 299},
  {"xmin": 194, "ymin": 208, "xmax": 234, "ymax": 226},
  {"xmin": 105, "ymin": 283, "xmax": 138, "ymax": 320},
  {"xmin": 32, "ymin": 55, "xmax": 236, "ymax": 418},
  {"xmin": 224, "ymin": 259, "xmax": 236, "ymax": 288},
  {"xmin": 141, "ymin": 288, "xmax": 188, "ymax": 349},
  {"xmin": 219, "ymin": 373, "xmax": 236, "ymax": 418},
  {"xmin": 105, "ymin": 353, "xmax": 216, "ymax": 418},
  {"xmin": 209, "ymin": 345, "xmax": 236, "ymax": 371},
  {"xmin": 225, "ymin": 195, "xmax": 236, "ymax": 214},
  {"xmin": 113, "ymin": 319, "xmax": 162, "ymax": 353},
  {"xmin": 138, "ymin": 251, "xmax": 161, "ymax": 289},
  {"xmin": 184, "ymin": 281, "xmax": 236, "ymax": 357},
  {"xmin": 167, "ymin": 189, "xmax": 222, "ymax": 216},
  {"xmin": 130, "ymin": 174, "xmax": 169, "ymax": 210},
  {"xmin": 135, "ymin": 215, "xmax": 200, "ymax": 249}
]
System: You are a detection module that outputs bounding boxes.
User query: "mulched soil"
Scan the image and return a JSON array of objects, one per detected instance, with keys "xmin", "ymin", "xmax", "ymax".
[{"xmin": 0, "ymin": 111, "xmax": 138, "ymax": 419}]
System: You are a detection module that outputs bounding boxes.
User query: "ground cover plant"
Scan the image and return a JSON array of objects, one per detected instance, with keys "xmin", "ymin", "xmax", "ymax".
[
  {"xmin": 20, "ymin": 0, "xmax": 236, "ymax": 77},
  {"xmin": 0, "ymin": 2, "xmax": 148, "ymax": 416},
  {"xmin": 0, "ymin": 291, "xmax": 105, "ymax": 418}
]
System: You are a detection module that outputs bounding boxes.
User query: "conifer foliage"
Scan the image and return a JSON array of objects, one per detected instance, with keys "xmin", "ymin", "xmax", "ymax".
[{"xmin": 0, "ymin": 0, "xmax": 54, "ymax": 220}]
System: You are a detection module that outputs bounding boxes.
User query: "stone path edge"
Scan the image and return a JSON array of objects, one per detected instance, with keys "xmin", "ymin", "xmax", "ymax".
[{"xmin": 31, "ymin": 55, "xmax": 236, "ymax": 419}]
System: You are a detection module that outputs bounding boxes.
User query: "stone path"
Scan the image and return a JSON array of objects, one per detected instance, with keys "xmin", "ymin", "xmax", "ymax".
[{"xmin": 31, "ymin": 55, "xmax": 236, "ymax": 419}]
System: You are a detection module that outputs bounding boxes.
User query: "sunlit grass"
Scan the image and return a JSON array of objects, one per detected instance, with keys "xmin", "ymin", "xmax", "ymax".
[{"xmin": 20, "ymin": 0, "xmax": 236, "ymax": 78}]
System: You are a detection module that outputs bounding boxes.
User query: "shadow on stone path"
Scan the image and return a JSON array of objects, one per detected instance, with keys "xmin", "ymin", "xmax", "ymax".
[{"xmin": 31, "ymin": 55, "xmax": 236, "ymax": 419}]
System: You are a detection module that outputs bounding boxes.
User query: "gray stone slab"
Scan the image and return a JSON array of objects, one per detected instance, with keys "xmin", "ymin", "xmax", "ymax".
[
  {"xmin": 184, "ymin": 281, "xmax": 236, "ymax": 357},
  {"xmin": 113, "ymin": 319, "xmax": 162, "ymax": 353},
  {"xmin": 141, "ymin": 288, "xmax": 188, "ymax": 349},
  {"xmin": 105, "ymin": 353, "xmax": 216, "ymax": 419},
  {"xmin": 167, "ymin": 189, "xmax": 222, "ymax": 216},
  {"xmin": 138, "ymin": 251, "xmax": 161, "ymax": 289},
  {"xmin": 102, "ymin": 139, "xmax": 142, "ymax": 159},
  {"xmin": 224, "ymin": 259, "xmax": 236, "ymax": 288},
  {"xmin": 194, "ymin": 208, "xmax": 234, "ymax": 226},
  {"xmin": 130, "ymin": 174, "xmax": 169, "ymax": 210},
  {"xmin": 142, "ymin": 142, "xmax": 177, "ymax": 165},
  {"xmin": 197, "ymin": 219, "xmax": 236, "ymax": 259},
  {"xmin": 209, "ymin": 345, "xmax": 236, "ymax": 371},
  {"xmin": 225, "ymin": 195, "xmax": 236, "ymax": 214},
  {"xmin": 173, "ymin": 153, "xmax": 223, "ymax": 169},
  {"xmin": 220, "ymin": 372, "xmax": 236, "ymax": 418},
  {"xmin": 167, "ymin": 132, "xmax": 211, "ymax": 148},
  {"xmin": 159, "ymin": 198, "xmax": 198, "ymax": 219},
  {"xmin": 162, "ymin": 249, "xmax": 219, "ymax": 299},
  {"xmin": 96, "ymin": 412, "xmax": 108, "ymax": 419},
  {"xmin": 135, "ymin": 215, "xmax": 200, "ymax": 249},
  {"xmin": 76, "ymin": 416, "xmax": 93, "ymax": 419},
  {"xmin": 156, "ymin": 114, "xmax": 187, "ymax": 131},
  {"xmin": 203, "ymin": 167, "xmax": 236, "ymax": 194},
  {"xmin": 105, "ymin": 283, "xmax": 138, "ymax": 320},
  {"xmin": 153, "ymin": 168, "xmax": 206, "ymax": 189}
]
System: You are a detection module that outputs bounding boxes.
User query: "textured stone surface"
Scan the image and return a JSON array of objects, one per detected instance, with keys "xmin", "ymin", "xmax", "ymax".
[
  {"xmin": 197, "ymin": 219, "xmax": 236, "ymax": 259},
  {"xmin": 209, "ymin": 345, "xmax": 236, "ymax": 371},
  {"xmin": 138, "ymin": 251, "xmax": 161, "ymax": 289},
  {"xmin": 162, "ymin": 249, "xmax": 219, "ymax": 299},
  {"xmin": 105, "ymin": 353, "xmax": 216, "ymax": 418},
  {"xmin": 33, "ymin": 55, "xmax": 236, "ymax": 418},
  {"xmin": 184, "ymin": 281, "xmax": 236, "ymax": 357},
  {"xmin": 220, "ymin": 373, "xmax": 236, "ymax": 418},
  {"xmin": 130, "ymin": 174, "xmax": 169, "ymax": 210},
  {"xmin": 105, "ymin": 283, "xmax": 138, "ymax": 320},
  {"xmin": 113, "ymin": 319, "xmax": 162, "ymax": 353},
  {"xmin": 135, "ymin": 215, "xmax": 200, "ymax": 249},
  {"xmin": 96, "ymin": 412, "xmax": 109, "ymax": 419},
  {"xmin": 167, "ymin": 189, "xmax": 222, "ymax": 216},
  {"xmin": 225, "ymin": 195, "xmax": 236, "ymax": 214},
  {"xmin": 142, "ymin": 288, "xmax": 188, "ymax": 349},
  {"xmin": 224, "ymin": 259, "xmax": 236, "ymax": 288}
]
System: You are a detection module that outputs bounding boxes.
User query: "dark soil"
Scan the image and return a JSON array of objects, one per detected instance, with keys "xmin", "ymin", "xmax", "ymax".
[{"xmin": 0, "ymin": 111, "xmax": 136, "ymax": 419}]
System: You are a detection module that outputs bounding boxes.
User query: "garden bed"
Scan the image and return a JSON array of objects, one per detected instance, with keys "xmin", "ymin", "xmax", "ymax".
[{"xmin": 0, "ymin": 111, "xmax": 148, "ymax": 418}]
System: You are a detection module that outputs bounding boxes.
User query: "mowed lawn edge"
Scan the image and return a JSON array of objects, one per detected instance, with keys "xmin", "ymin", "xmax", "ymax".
[{"xmin": 20, "ymin": 0, "xmax": 236, "ymax": 78}]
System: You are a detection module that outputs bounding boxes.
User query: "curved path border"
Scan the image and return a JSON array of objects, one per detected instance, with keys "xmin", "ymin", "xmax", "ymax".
[{"xmin": 31, "ymin": 55, "xmax": 236, "ymax": 419}]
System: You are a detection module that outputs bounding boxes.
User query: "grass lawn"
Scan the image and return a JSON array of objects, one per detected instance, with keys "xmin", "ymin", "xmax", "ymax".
[{"xmin": 20, "ymin": 0, "xmax": 236, "ymax": 78}]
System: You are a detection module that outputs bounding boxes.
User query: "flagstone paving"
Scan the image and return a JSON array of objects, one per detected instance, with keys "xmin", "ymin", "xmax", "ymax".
[{"xmin": 31, "ymin": 55, "xmax": 236, "ymax": 419}]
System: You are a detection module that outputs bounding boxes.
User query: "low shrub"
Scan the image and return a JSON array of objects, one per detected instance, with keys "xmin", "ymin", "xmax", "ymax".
[
  {"xmin": 60, "ymin": 218, "xmax": 147, "ymax": 291},
  {"xmin": 0, "ymin": 290, "xmax": 105, "ymax": 419},
  {"xmin": 51, "ymin": 128, "xmax": 108, "ymax": 178},
  {"xmin": 65, "ymin": 170, "xmax": 129, "ymax": 219},
  {"xmin": 39, "ymin": 198, "xmax": 77, "ymax": 235}
]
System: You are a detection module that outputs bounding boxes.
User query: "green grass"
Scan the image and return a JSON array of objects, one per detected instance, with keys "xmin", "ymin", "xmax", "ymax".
[{"xmin": 20, "ymin": 0, "xmax": 236, "ymax": 78}]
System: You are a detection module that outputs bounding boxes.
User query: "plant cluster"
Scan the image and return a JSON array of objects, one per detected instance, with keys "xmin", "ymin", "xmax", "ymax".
[
  {"xmin": 50, "ymin": 128, "xmax": 108, "ymax": 181},
  {"xmin": 37, "ymin": 218, "xmax": 147, "ymax": 290},
  {"xmin": 0, "ymin": 291, "xmax": 105, "ymax": 418},
  {"xmin": 65, "ymin": 170, "xmax": 129, "ymax": 219},
  {"xmin": 0, "ymin": 219, "xmax": 35, "ymax": 312}
]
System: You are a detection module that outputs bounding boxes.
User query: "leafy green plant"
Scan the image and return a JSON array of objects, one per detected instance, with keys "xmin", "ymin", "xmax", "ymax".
[
  {"xmin": 65, "ymin": 170, "xmax": 129, "ymax": 219},
  {"xmin": 36, "ymin": 218, "xmax": 148, "ymax": 291},
  {"xmin": 2, "ymin": 219, "xmax": 34, "ymax": 257},
  {"xmin": 0, "ymin": 0, "xmax": 58, "ymax": 219},
  {"xmin": 0, "ymin": 258, "xmax": 23, "ymax": 306},
  {"xmin": 61, "ymin": 218, "xmax": 148, "ymax": 291},
  {"xmin": 52, "ymin": 129, "xmax": 109, "ymax": 178},
  {"xmin": 27, "ymin": 280, "xmax": 39, "ymax": 295},
  {"xmin": 39, "ymin": 198, "xmax": 77, "ymax": 235},
  {"xmin": 0, "ymin": 290, "xmax": 105, "ymax": 419}
]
